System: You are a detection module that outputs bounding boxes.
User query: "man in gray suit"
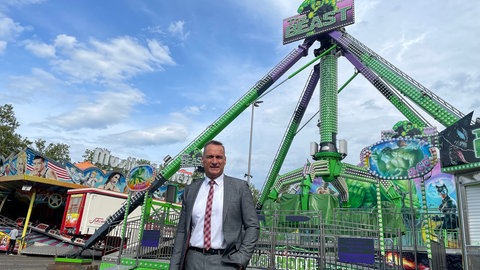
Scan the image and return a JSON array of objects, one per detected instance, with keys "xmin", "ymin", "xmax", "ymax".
[{"xmin": 169, "ymin": 140, "xmax": 260, "ymax": 270}]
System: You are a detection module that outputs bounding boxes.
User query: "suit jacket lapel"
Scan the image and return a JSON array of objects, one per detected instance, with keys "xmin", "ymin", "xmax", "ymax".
[{"xmin": 223, "ymin": 176, "xmax": 232, "ymax": 223}]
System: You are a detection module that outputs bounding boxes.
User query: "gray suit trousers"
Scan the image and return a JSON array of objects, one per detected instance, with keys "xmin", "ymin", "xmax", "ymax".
[{"xmin": 185, "ymin": 249, "xmax": 238, "ymax": 270}]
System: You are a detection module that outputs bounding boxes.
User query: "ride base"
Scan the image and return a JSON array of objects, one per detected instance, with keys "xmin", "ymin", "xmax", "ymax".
[{"xmin": 48, "ymin": 257, "xmax": 97, "ymax": 270}]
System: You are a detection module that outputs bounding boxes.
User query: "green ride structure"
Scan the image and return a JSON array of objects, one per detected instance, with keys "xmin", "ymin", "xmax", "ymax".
[{"xmin": 77, "ymin": 1, "xmax": 474, "ymax": 269}]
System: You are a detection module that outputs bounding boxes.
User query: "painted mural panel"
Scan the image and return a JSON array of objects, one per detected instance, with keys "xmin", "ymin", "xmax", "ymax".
[
  {"xmin": 126, "ymin": 165, "xmax": 155, "ymax": 191},
  {"xmin": 5, "ymin": 151, "xmax": 27, "ymax": 176},
  {"xmin": 65, "ymin": 162, "xmax": 126, "ymax": 192},
  {"xmin": 0, "ymin": 147, "xmax": 131, "ymax": 193},
  {"xmin": 363, "ymin": 138, "xmax": 438, "ymax": 180},
  {"xmin": 0, "ymin": 148, "xmax": 70, "ymax": 181},
  {"xmin": 26, "ymin": 148, "xmax": 71, "ymax": 180},
  {"xmin": 0, "ymin": 147, "xmax": 189, "ymax": 202},
  {"xmin": 439, "ymin": 111, "xmax": 480, "ymax": 170}
]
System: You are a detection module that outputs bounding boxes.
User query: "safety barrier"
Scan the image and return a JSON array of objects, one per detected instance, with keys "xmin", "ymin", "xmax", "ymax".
[{"xmin": 99, "ymin": 207, "xmax": 458, "ymax": 269}]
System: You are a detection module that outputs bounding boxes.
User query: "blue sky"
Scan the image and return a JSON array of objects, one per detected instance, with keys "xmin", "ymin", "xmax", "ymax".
[{"xmin": 1, "ymin": 0, "xmax": 479, "ymax": 190}]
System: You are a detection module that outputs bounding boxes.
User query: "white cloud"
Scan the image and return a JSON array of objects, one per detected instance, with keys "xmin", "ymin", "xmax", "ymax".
[
  {"xmin": 352, "ymin": 0, "xmax": 380, "ymax": 25},
  {"xmin": 42, "ymin": 35, "xmax": 176, "ymax": 82},
  {"xmin": 49, "ymin": 87, "xmax": 146, "ymax": 130},
  {"xmin": 147, "ymin": 39, "xmax": 175, "ymax": 66},
  {"xmin": 0, "ymin": 15, "xmax": 26, "ymax": 40},
  {"xmin": 108, "ymin": 124, "xmax": 189, "ymax": 146},
  {"xmin": 380, "ymin": 32, "xmax": 427, "ymax": 64},
  {"xmin": 184, "ymin": 104, "xmax": 207, "ymax": 115},
  {"xmin": 1, "ymin": 0, "xmax": 44, "ymax": 7},
  {"xmin": 0, "ymin": 40, "xmax": 6, "ymax": 54},
  {"xmin": 168, "ymin": 20, "xmax": 190, "ymax": 41},
  {"xmin": 6, "ymin": 68, "xmax": 60, "ymax": 99},
  {"xmin": 235, "ymin": 0, "xmax": 298, "ymax": 22},
  {"xmin": 54, "ymin": 34, "xmax": 77, "ymax": 50},
  {"xmin": 144, "ymin": 25, "xmax": 164, "ymax": 35},
  {"xmin": 23, "ymin": 39, "xmax": 55, "ymax": 58}
]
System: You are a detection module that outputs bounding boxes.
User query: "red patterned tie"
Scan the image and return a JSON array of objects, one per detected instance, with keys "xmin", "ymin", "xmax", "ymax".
[{"xmin": 203, "ymin": 179, "xmax": 215, "ymax": 250}]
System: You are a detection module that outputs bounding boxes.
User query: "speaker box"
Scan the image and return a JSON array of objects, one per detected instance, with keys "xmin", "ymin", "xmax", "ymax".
[{"xmin": 166, "ymin": 185, "xmax": 177, "ymax": 203}]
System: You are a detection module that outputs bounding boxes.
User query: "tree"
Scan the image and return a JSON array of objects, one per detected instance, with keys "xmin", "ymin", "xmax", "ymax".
[
  {"xmin": 82, "ymin": 148, "xmax": 163, "ymax": 177},
  {"xmin": 136, "ymin": 159, "xmax": 152, "ymax": 165},
  {"xmin": 32, "ymin": 138, "xmax": 71, "ymax": 163},
  {"xmin": 0, "ymin": 104, "xmax": 71, "ymax": 163},
  {"xmin": 82, "ymin": 148, "xmax": 111, "ymax": 171},
  {"xmin": 0, "ymin": 104, "xmax": 31, "ymax": 157},
  {"xmin": 249, "ymin": 183, "xmax": 261, "ymax": 207},
  {"xmin": 82, "ymin": 148, "xmax": 129, "ymax": 175}
]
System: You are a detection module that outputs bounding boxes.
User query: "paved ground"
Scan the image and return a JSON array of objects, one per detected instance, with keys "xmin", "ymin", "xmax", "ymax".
[{"xmin": 0, "ymin": 252, "xmax": 100, "ymax": 270}]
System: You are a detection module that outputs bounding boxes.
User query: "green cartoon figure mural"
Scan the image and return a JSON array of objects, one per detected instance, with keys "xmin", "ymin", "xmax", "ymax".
[
  {"xmin": 298, "ymin": 0, "xmax": 338, "ymax": 18},
  {"xmin": 392, "ymin": 120, "xmax": 424, "ymax": 138},
  {"xmin": 366, "ymin": 138, "xmax": 436, "ymax": 180},
  {"xmin": 371, "ymin": 141, "xmax": 426, "ymax": 178}
]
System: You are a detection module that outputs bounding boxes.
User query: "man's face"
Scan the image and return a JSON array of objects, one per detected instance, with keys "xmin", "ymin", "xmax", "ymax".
[
  {"xmin": 33, "ymin": 158, "xmax": 44, "ymax": 172},
  {"xmin": 202, "ymin": 144, "xmax": 226, "ymax": 180}
]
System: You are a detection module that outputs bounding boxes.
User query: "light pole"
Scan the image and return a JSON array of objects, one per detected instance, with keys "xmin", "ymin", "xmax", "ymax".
[{"xmin": 245, "ymin": 100, "xmax": 263, "ymax": 185}]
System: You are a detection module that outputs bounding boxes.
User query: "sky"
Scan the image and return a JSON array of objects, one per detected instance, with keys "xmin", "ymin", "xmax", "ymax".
[{"xmin": 1, "ymin": 0, "xmax": 479, "ymax": 191}]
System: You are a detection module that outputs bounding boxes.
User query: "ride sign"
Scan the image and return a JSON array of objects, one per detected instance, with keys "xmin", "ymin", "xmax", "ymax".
[
  {"xmin": 363, "ymin": 138, "xmax": 438, "ymax": 180},
  {"xmin": 180, "ymin": 149, "xmax": 203, "ymax": 168},
  {"xmin": 283, "ymin": 0, "xmax": 355, "ymax": 44},
  {"xmin": 126, "ymin": 165, "xmax": 155, "ymax": 191}
]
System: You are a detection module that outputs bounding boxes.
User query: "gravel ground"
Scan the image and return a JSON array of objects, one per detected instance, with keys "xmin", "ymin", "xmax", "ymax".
[{"xmin": 0, "ymin": 253, "xmax": 100, "ymax": 270}]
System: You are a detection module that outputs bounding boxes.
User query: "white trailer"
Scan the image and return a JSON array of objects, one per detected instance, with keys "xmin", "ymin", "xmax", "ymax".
[{"xmin": 60, "ymin": 188, "xmax": 143, "ymax": 236}]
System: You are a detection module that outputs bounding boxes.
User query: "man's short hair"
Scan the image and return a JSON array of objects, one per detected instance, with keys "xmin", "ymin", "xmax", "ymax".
[
  {"xmin": 33, "ymin": 155, "xmax": 45, "ymax": 162},
  {"xmin": 203, "ymin": 140, "xmax": 225, "ymax": 155}
]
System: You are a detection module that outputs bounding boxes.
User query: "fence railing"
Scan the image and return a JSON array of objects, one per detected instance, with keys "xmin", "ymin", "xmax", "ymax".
[
  {"xmin": 101, "ymin": 207, "xmax": 458, "ymax": 269},
  {"xmin": 102, "ymin": 209, "xmax": 180, "ymax": 260}
]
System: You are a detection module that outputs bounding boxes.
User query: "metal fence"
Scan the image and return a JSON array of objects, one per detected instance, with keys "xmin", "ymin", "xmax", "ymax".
[
  {"xmin": 332, "ymin": 207, "xmax": 461, "ymax": 249},
  {"xmin": 100, "ymin": 207, "xmax": 458, "ymax": 269},
  {"xmin": 251, "ymin": 210, "xmax": 323, "ymax": 270},
  {"xmin": 249, "ymin": 210, "xmax": 404, "ymax": 270}
]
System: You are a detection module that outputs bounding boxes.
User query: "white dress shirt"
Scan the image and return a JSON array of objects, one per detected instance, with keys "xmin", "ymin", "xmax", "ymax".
[{"xmin": 189, "ymin": 175, "xmax": 225, "ymax": 249}]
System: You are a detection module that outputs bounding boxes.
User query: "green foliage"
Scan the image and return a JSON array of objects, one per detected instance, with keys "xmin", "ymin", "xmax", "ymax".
[
  {"xmin": 82, "ymin": 148, "xmax": 114, "ymax": 171},
  {"xmin": 82, "ymin": 148, "xmax": 128, "ymax": 175},
  {"xmin": 0, "ymin": 104, "xmax": 31, "ymax": 157},
  {"xmin": 82, "ymin": 148, "xmax": 95, "ymax": 163},
  {"xmin": 32, "ymin": 138, "xmax": 71, "ymax": 163},
  {"xmin": 249, "ymin": 183, "xmax": 261, "ymax": 206},
  {"xmin": 0, "ymin": 104, "xmax": 72, "ymax": 163},
  {"xmin": 136, "ymin": 159, "xmax": 151, "ymax": 165}
]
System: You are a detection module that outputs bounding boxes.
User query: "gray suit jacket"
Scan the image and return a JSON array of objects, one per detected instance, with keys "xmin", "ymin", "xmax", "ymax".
[{"xmin": 169, "ymin": 175, "xmax": 260, "ymax": 270}]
